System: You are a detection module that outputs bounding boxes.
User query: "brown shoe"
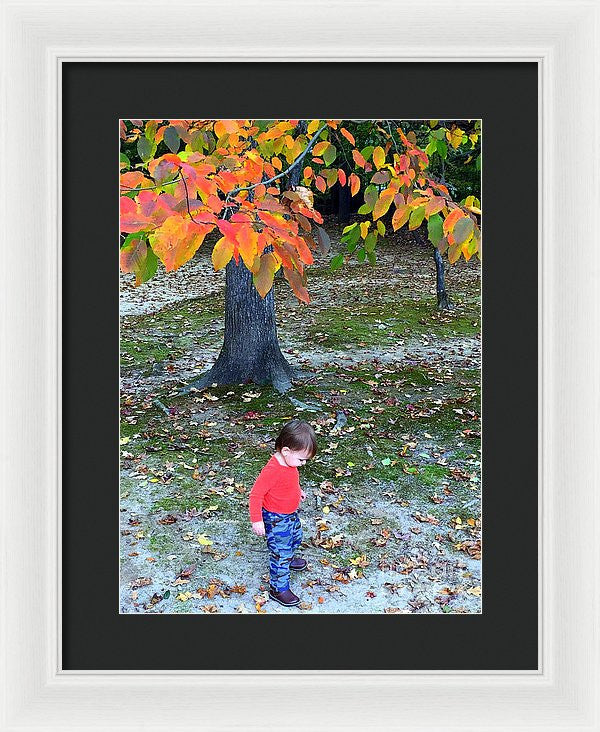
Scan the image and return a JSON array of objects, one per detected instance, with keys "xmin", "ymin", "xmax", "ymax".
[
  {"xmin": 290, "ymin": 555, "xmax": 307, "ymax": 571},
  {"xmin": 269, "ymin": 586, "xmax": 300, "ymax": 607}
]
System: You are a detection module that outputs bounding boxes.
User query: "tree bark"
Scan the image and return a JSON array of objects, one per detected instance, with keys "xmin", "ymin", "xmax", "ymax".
[
  {"xmin": 180, "ymin": 258, "xmax": 300, "ymax": 394},
  {"xmin": 434, "ymin": 246, "xmax": 452, "ymax": 310}
]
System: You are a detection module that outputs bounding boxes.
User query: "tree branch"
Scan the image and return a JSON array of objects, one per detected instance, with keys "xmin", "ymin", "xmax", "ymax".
[{"xmin": 225, "ymin": 123, "xmax": 329, "ymax": 202}]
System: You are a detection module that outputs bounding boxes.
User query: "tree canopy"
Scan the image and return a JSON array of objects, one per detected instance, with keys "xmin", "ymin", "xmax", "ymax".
[{"xmin": 120, "ymin": 119, "xmax": 481, "ymax": 303}]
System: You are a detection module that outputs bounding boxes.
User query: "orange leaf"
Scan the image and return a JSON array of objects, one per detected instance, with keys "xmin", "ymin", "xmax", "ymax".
[
  {"xmin": 352, "ymin": 149, "xmax": 366, "ymax": 168},
  {"xmin": 443, "ymin": 207, "xmax": 464, "ymax": 235},
  {"xmin": 340, "ymin": 128, "xmax": 355, "ymax": 146},
  {"xmin": 425, "ymin": 197, "xmax": 446, "ymax": 217},
  {"xmin": 391, "ymin": 204, "xmax": 411, "ymax": 231},
  {"xmin": 315, "ymin": 176, "xmax": 326, "ymax": 193},
  {"xmin": 120, "ymin": 171, "xmax": 153, "ymax": 190},
  {"xmin": 303, "ymin": 166, "xmax": 313, "ymax": 180},
  {"xmin": 236, "ymin": 225, "xmax": 259, "ymax": 269},
  {"xmin": 338, "ymin": 169, "xmax": 347, "ymax": 186},
  {"xmin": 349, "ymin": 173, "xmax": 360, "ymax": 197},
  {"xmin": 312, "ymin": 141, "xmax": 329, "ymax": 156},
  {"xmin": 214, "ymin": 119, "xmax": 239, "ymax": 138}
]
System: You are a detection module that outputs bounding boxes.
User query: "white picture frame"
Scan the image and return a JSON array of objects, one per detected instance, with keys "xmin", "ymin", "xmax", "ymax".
[{"xmin": 1, "ymin": 0, "xmax": 599, "ymax": 729}]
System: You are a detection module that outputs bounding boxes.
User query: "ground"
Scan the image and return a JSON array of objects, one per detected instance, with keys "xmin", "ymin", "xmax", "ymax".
[{"xmin": 119, "ymin": 218, "xmax": 482, "ymax": 614}]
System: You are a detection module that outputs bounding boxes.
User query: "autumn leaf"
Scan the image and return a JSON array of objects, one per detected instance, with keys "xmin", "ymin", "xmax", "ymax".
[
  {"xmin": 253, "ymin": 253, "xmax": 279, "ymax": 298},
  {"xmin": 211, "ymin": 235, "xmax": 235, "ymax": 271},
  {"xmin": 372, "ymin": 189, "xmax": 395, "ymax": 220},
  {"xmin": 340, "ymin": 127, "xmax": 355, "ymax": 145},
  {"xmin": 120, "ymin": 235, "xmax": 158, "ymax": 286},
  {"xmin": 372, "ymin": 146, "xmax": 385, "ymax": 169},
  {"xmin": 352, "ymin": 149, "xmax": 366, "ymax": 168},
  {"xmin": 150, "ymin": 216, "xmax": 213, "ymax": 272},
  {"xmin": 349, "ymin": 173, "xmax": 361, "ymax": 197}
]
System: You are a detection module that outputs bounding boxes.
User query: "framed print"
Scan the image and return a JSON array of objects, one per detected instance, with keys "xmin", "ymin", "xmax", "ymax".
[
  {"xmin": 2, "ymin": 1, "xmax": 599, "ymax": 730},
  {"xmin": 63, "ymin": 62, "xmax": 535, "ymax": 671}
]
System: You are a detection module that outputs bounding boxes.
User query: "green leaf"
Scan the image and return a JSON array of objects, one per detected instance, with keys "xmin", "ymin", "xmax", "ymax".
[
  {"xmin": 452, "ymin": 217, "xmax": 474, "ymax": 245},
  {"xmin": 330, "ymin": 253, "xmax": 344, "ymax": 271},
  {"xmin": 363, "ymin": 184, "xmax": 378, "ymax": 210},
  {"xmin": 427, "ymin": 213, "xmax": 443, "ymax": 246},
  {"xmin": 360, "ymin": 145, "xmax": 374, "ymax": 161},
  {"xmin": 163, "ymin": 590, "xmax": 171, "ymax": 599},
  {"xmin": 346, "ymin": 239, "xmax": 359, "ymax": 253},
  {"xmin": 436, "ymin": 139, "xmax": 447, "ymax": 160},
  {"xmin": 342, "ymin": 222, "xmax": 358, "ymax": 235},
  {"xmin": 145, "ymin": 120, "xmax": 158, "ymax": 141},
  {"xmin": 190, "ymin": 130, "xmax": 204, "ymax": 153},
  {"xmin": 432, "ymin": 128, "xmax": 446, "ymax": 140},
  {"xmin": 367, "ymin": 251, "xmax": 376, "ymax": 266},
  {"xmin": 120, "ymin": 153, "xmax": 130, "ymax": 169},
  {"xmin": 164, "ymin": 126, "xmax": 181, "ymax": 154},
  {"xmin": 381, "ymin": 457, "xmax": 391, "ymax": 466},
  {"xmin": 357, "ymin": 203, "xmax": 371, "ymax": 215},
  {"xmin": 364, "ymin": 231, "xmax": 377, "ymax": 253},
  {"xmin": 322, "ymin": 143, "xmax": 337, "ymax": 167},
  {"xmin": 408, "ymin": 205, "xmax": 426, "ymax": 230},
  {"xmin": 425, "ymin": 140, "xmax": 437, "ymax": 156},
  {"xmin": 342, "ymin": 224, "xmax": 361, "ymax": 247},
  {"xmin": 137, "ymin": 136, "xmax": 153, "ymax": 162},
  {"xmin": 356, "ymin": 248, "xmax": 366, "ymax": 263}
]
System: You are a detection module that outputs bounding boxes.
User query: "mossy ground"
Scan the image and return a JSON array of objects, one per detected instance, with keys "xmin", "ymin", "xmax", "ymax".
[{"xmin": 120, "ymin": 230, "xmax": 481, "ymax": 614}]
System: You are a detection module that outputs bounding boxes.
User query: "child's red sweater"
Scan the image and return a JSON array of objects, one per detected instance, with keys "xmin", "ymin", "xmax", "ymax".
[{"xmin": 249, "ymin": 454, "xmax": 301, "ymax": 523}]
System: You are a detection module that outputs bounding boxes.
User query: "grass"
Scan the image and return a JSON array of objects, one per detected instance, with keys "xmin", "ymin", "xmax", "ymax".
[{"xmin": 307, "ymin": 298, "xmax": 480, "ymax": 348}]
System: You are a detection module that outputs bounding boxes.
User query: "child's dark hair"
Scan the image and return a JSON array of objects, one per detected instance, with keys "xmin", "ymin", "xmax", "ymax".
[{"xmin": 275, "ymin": 419, "xmax": 318, "ymax": 458}]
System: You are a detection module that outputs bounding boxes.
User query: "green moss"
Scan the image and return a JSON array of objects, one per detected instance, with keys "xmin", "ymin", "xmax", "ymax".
[
  {"xmin": 419, "ymin": 464, "xmax": 451, "ymax": 486},
  {"xmin": 307, "ymin": 299, "xmax": 480, "ymax": 348}
]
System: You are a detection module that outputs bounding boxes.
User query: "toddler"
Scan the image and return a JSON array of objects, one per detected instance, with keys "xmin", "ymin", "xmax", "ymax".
[{"xmin": 249, "ymin": 419, "xmax": 317, "ymax": 607}]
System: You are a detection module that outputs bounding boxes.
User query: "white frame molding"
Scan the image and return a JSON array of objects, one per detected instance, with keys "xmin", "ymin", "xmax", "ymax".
[{"xmin": 2, "ymin": 1, "xmax": 599, "ymax": 729}]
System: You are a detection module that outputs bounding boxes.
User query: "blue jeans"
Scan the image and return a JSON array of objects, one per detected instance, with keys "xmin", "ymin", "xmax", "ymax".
[{"xmin": 262, "ymin": 508, "xmax": 303, "ymax": 592}]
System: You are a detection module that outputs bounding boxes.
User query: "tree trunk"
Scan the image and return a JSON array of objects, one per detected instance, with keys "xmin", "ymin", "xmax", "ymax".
[
  {"xmin": 434, "ymin": 246, "xmax": 452, "ymax": 310},
  {"xmin": 181, "ymin": 121, "xmax": 308, "ymax": 395},
  {"xmin": 337, "ymin": 181, "xmax": 351, "ymax": 224},
  {"xmin": 180, "ymin": 258, "xmax": 301, "ymax": 394}
]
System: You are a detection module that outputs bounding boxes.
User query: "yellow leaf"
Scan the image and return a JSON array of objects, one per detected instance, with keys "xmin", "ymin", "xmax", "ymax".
[
  {"xmin": 372, "ymin": 188, "xmax": 395, "ymax": 220},
  {"xmin": 360, "ymin": 221, "xmax": 370, "ymax": 239},
  {"xmin": 151, "ymin": 216, "xmax": 213, "ymax": 272},
  {"xmin": 372, "ymin": 146, "xmax": 385, "ymax": 169},
  {"xmin": 253, "ymin": 253, "xmax": 278, "ymax": 298},
  {"xmin": 119, "ymin": 437, "xmax": 130, "ymax": 445},
  {"xmin": 307, "ymin": 119, "xmax": 320, "ymax": 134},
  {"xmin": 211, "ymin": 236, "xmax": 235, "ymax": 271},
  {"xmin": 197, "ymin": 534, "xmax": 213, "ymax": 546},
  {"xmin": 466, "ymin": 586, "xmax": 482, "ymax": 596},
  {"xmin": 446, "ymin": 126, "xmax": 464, "ymax": 149},
  {"xmin": 323, "ymin": 506, "xmax": 330, "ymax": 514}
]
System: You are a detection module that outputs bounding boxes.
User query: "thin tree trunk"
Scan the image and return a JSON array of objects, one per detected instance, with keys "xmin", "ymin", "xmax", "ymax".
[
  {"xmin": 434, "ymin": 246, "xmax": 452, "ymax": 310},
  {"xmin": 337, "ymin": 181, "xmax": 351, "ymax": 224}
]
